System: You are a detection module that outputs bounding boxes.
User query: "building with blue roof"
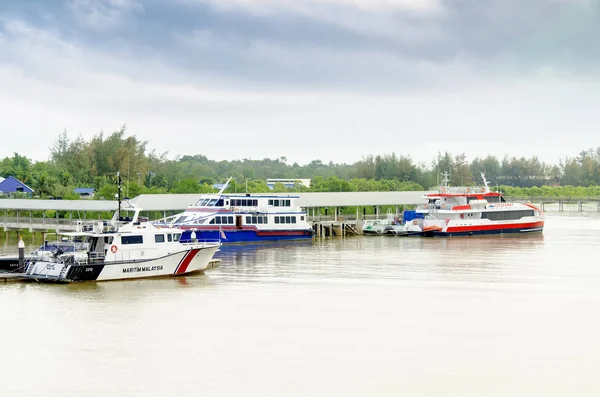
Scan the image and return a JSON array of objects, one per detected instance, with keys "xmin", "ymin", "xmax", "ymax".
[
  {"xmin": 0, "ymin": 176, "xmax": 34, "ymax": 197},
  {"xmin": 74, "ymin": 187, "xmax": 95, "ymax": 199}
]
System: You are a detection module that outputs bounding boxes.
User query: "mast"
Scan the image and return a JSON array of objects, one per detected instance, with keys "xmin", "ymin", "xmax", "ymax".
[
  {"xmin": 441, "ymin": 171, "xmax": 451, "ymax": 189},
  {"xmin": 117, "ymin": 172, "xmax": 122, "ymax": 220},
  {"xmin": 218, "ymin": 177, "xmax": 233, "ymax": 194},
  {"xmin": 481, "ymin": 172, "xmax": 490, "ymax": 193}
]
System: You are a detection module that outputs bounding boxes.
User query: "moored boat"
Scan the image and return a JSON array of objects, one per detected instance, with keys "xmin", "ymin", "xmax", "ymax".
[
  {"xmin": 362, "ymin": 212, "xmax": 403, "ymax": 235},
  {"xmin": 399, "ymin": 172, "xmax": 545, "ymax": 237},
  {"xmin": 154, "ymin": 177, "xmax": 314, "ymax": 243},
  {"xmin": 22, "ymin": 174, "xmax": 221, "ymax": 282},
  {"xmin": 0, "ymin": 238, "xmax": 84, "ymax": 273}
]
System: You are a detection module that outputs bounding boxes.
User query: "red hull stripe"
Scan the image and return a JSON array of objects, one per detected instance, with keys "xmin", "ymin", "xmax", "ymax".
[
  {"xmin": 175, "ymin": 249, "xmax": 200, "ymax": 275},
  {"xmin": 446, "ymin": 221, "xmax": 545, "ymax": 233}
]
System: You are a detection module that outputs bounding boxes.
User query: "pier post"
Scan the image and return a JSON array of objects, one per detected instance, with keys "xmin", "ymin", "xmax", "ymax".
[{"xmin": 18, "ymin": 236, "xmax": 25, "ymax": 273}]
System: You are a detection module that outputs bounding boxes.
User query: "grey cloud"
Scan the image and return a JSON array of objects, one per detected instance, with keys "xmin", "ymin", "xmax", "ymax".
[{"xmin": 1, "ymin": 0, "xmax": 599, "ymax": 91}]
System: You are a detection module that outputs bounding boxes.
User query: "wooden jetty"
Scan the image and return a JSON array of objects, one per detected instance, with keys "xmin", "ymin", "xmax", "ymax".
[{"xmin": 0, "ymin": 273, "xmax": 28, "ymax": 283}]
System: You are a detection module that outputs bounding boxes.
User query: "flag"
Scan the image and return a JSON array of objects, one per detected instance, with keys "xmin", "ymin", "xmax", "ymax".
[{"xmin": 220, "ymin": 226, "xmax": 227, "ymax": 240}]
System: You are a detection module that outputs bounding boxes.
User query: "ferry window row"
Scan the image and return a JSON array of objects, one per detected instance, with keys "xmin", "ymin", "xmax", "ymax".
[
  {"xmin": 154, "ymin": 234, "xmax": 181, "ymax": 243},
  {"xmin": 122, "ymin": 235, "xmax": 143, "ymax": 245},
  {"xmin": 466, "ymin": 196, "xmax": 505, "ymax": 204},
  {"xmin": 269, "ymin": 199, "xmax": 291, "ymax": 207},
  {"xmin": 274, "ymin": 216, "xmax": 296, "ymax": 224},
  {"xmin": 210, "ymin": 216, "xmax": 234, "ymax": 224},
  {"xmin": 246, "ymin": 216, "xmax": 268, "ymax": 224},
  {"xmin": 481, "ymin": 210, "xmax": 534, "ymax": 221},
  {"xmin": 230, "ymin": 199, "xmax": 258, "ymax": 207},
  {"xmin": 196, "ymin": 198, "xmax": 223, "ymax": 207}
]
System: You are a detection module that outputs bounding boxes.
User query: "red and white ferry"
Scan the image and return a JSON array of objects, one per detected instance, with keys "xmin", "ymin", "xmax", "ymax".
[{"xmin": 401, "ymin": 172, "xmax": 545, "ymax": 237}]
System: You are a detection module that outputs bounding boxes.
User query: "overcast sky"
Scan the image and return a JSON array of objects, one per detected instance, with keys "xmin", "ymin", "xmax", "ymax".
[{"xmin": 1, "ymin": 0, "xmax": 599, "ymax": 166}]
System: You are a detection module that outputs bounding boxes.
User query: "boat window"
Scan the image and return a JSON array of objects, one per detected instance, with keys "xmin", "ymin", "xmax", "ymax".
[
  {"xmin": 155, "ymin": 234, "xmax": 165, "ymax": 243},
  {"xmin": 286, "ymin": 216, "xmax": 291, "ymax": 223},
  {"xmin": 292, "ymin": 217, "xmax": 296, "ymax": 223},
  {"xmin": 301, "ymin": 216, "xmax": 305, "ymax": 221},
  {"xmin": 225, "ymin": 201, "xmax": 229, "ymax": 206},
  {"xmin": 122, "ymin": 235, "xmax": 143, "ymax": 245},
  {"xmin": 268, "ymin": 199, "xmax": 273, "ymax": 206},
  {"xmin": 258, "ymin": 217, "xmax": 263, "ymax": 224},
  {"xmin": 168, "ymin": 234, "xmax": 173, "ymax": 242},
  {"xmin": 173, "ymin": 233, "xmax": 181, "ymax": 242},
  {"xmin": 246, "ymin": 216, "xmax": 251, "ymax": 224},
  {"xmin": 228, "ymin": 216, "xmax": 234, "ymax": 224},
  {"xmin": 215, "ymin": 217, "xmax": 222, "ymax": 224},
  {"xmin": 252, "ymin": 200, "xmax": 258, "ymax": 206},
  {"xmin": 274, "ymin": 200, "xmax": 280, "ymax": 207},
  {"xmin": 216, "ymin": 199, "xmax": 224, "ymax": 207},
  {"xmin": 481, "ymin": 210, "xmax": 534, "ymax": 221},
  {"xmin": 286, "ymin": 200, "xmax": 291, "ymax": 206},
  {"xmin": 200, "ymin": 199, "xmax": 209, "ymax": 206},
  {"xmin": 274, "ymin": 217, "xmax": 280, "ymax": 224},
  {"xmin": 207, "ymin": 199, "xmax": 218, "ymax": 206},
  {"xmin": 486, "ymin": 196, "xmax": 501, "ymax": 203},
  {"xmin": 251, "ymin": 216, "xmax": 257, "ymax": 224}
]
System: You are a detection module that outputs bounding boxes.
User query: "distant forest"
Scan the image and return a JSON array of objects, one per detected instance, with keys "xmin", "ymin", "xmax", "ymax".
[{"xmin": 3, "ymin": 126, "xmax": 600, "ymax": 199}]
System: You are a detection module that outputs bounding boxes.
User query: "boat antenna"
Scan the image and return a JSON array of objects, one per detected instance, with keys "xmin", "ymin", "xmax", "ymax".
[
  {"xmin": 218, "ymin": 177, "xmax": 233, "ymax": 194},
  {"xmin": 481, "ymin": 172, "xmax": 490, "ymax": 193},
  {"xmin": 117, "ymin": 171, "xmax": 122, "ymax": 220},
  {"xmin": 441, "ymin": 171, "xmax": 451, "ymax": 189}
]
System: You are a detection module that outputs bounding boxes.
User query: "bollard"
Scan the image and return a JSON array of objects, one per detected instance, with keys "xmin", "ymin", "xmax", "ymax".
[{"xmin": 18, "ymin": 236, "xmax": 25, "ymax": 273}]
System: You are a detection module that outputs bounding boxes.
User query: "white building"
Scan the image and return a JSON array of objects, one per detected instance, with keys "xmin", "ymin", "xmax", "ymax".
[{"xmin": 266, "ymin": 178, "xmax": 311, "ymax": 189}]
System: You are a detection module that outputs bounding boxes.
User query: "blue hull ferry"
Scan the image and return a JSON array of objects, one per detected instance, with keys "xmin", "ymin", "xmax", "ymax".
[{"xmin": 154, "ymin": 178, "xmax": 314, "ymax": 243}]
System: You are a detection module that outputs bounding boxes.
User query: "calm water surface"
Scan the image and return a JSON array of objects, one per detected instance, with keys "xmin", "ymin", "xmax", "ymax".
[{"xmin": 1, "ymin": 214, "xmax": 600, "ymax": 396}]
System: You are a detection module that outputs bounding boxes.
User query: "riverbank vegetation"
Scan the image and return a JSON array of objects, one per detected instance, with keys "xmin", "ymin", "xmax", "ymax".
[{"xmin": 2, "ymin": 127, "xmax": 600, "ymax": 199}]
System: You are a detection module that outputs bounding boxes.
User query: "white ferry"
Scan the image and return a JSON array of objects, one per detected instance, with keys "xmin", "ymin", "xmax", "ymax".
[
  {"xmin": 399, "ymin": 172, "xmax": 545, "ymax": 237},
  {"xmin": 24, "ymin": 175, "xmax": 221, "ymax": 282},
  {"xmin": 154, "ymin": 178, "xmax": 314, "ymax": 243}
]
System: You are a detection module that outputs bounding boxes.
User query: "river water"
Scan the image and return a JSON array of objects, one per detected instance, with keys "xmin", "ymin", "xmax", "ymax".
[{"xmin": 1, "ymin": 214, "xmax": 600, "ymax": 396}]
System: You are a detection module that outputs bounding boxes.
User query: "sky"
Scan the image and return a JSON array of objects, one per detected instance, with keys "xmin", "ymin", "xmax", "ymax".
[{"xmin": 1, "ymin": 0, "xmax": 599, "ymax": 166}]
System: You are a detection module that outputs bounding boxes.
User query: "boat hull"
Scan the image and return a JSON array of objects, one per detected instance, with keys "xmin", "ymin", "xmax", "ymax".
[
  {"xmin": 425, "ymin": 221, "xmax": 545, "ymax": 237},
  {"xmin": 179, "ymin": 229, "xmax": 313, "ymax": 243},
  {"xmin": 24, "ymin": 245, "xmax": 220, "ymax": 282}
]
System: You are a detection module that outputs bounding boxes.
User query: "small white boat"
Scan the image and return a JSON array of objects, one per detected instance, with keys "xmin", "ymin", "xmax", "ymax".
[
  {"xmin": 24, "ymin": 174, "xmax": 221, "ymax": 282},
  {"xmin": 362, "ymin": 212, "xmax": 403, "ymax": 235}
]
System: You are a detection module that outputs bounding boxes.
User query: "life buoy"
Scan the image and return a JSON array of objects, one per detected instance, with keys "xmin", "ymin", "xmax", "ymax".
[{"xmin": 110, "ymin": 245, "xmax": 118, "ymax": 254}]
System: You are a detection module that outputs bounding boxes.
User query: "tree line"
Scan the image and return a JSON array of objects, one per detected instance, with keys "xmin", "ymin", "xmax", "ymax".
[{"xmin": 2, "ymin": 127, "xmax": 600, "ymax": 199}]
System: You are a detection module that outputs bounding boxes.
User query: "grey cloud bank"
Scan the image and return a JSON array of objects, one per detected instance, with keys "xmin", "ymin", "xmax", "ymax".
[{"xmin": 1, "ymin": 0, "xmax": 599, "ymax": 165}]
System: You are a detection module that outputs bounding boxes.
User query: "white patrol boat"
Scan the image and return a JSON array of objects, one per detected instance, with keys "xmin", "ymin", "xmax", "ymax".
[{"xmin": 25, "ymin": 174, "xmax": 221, "ymax": 282}]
